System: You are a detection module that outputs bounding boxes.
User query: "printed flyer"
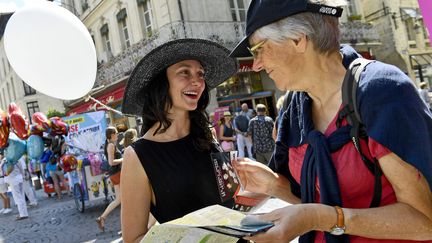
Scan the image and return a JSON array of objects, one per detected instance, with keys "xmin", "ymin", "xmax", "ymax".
[
  {"xmin": 210, "ymin": 151, "xmax": 241, "ymax": 202},
  {"xmin": 141, "ymin": 204, "xmax": 277, "ymax": 242}
]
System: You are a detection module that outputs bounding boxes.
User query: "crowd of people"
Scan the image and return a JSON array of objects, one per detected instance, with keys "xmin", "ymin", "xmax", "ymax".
[
  {"xmin": 0, "ymin": 134, "xmax": 73, "ymax": 220},
  {"xmin": 214, "ymin": 102, "xmax": 276, "ymax": 165}
]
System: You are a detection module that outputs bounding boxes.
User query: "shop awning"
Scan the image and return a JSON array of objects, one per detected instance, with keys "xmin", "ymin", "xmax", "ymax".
[
  {"xmin": 217, "ymin": 91, "xmax": 273, "ymax": 102},
  {"xmin": 66, "ymin": 85, "xmax": 125, "ymax": 116},
  {"xmin": 401, "ymin": 8, "xmax": 421, "ymax": 20},
  {"xmin": 239, "ymin": 62, "xmax": 253, "ymax": 73},
  {"xmin": 409, "ymin": 52, "xmax": 432, "ymax": 68}
]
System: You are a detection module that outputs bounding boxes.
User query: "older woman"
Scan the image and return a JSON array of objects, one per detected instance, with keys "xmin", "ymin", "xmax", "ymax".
[{"xmin": 230, "ymin": 0, "xmax": 432, "ymax": 243}]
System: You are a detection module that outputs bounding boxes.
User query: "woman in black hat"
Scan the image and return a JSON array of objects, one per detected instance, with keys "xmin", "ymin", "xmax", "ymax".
[
  {"xmin": 120, "ymin": 39, "xmax": 238, "ymax": 242},
  {"xmin": 230, "ymin": 0, "xmax": 432, "ymax": 243}
]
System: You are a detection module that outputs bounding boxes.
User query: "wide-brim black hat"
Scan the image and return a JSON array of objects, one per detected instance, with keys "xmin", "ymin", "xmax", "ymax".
[{"xmin": 122, "ymin": 38, "xmax": 238, "ymax": 116}]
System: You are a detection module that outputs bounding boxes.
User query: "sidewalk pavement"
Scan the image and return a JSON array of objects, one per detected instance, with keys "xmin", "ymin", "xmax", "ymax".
[{"xmin": 0, "ymin": 183, "xmax": 122, "ymax": 243}]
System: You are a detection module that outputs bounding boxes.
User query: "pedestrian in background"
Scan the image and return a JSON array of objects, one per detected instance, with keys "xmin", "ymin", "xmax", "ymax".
[
  {"xmin": 4, "ymin": 155, "xmax": 29, "ymax": 220},
  {"xmin": 40, "ymin": 146, "xmax": 53, "ymax": 182},
  {"xmin": 116, "ymin": 124, "xmax": 128, "ymax": 152},
  {"xmin": 208, "ymin": 112, "xmax": 218, "ymax": 140},
  {"xmin": 230, "ymin": 0, "xmax": 432, "ymax": 242},
  {"xmin": 418, "ymin": 81, "xmax": 431, "ymax": 110},
  {"xmin": 0, "ymin": 152, "xmax": 12, "ymax": 214},
  {"xmin": 247, "ymin": 104, "xmax": 275, "ymax": 164},
  {"xmin": 18, "ymin": 154, "xmax": 38, "ymax": 207},
  {"xmin": 119, "ymin": 128, "xmax": 138, "ymax": 153},
  {"xmin": 96, "ymin": 126, "xmax": 123, "ymax": 232},
  {"xmin": 218, "ymin": 111, "xmax": 236, "ymax": 152},
  {"xmin": 272, "ymin": 94, "xmax": 286, "ymax": 141},
  {"xmin": 46, "ymin": 154, "xmax": 70, "ymax": 200},
  {"xmin": 234, "ymin": 103, "xmax": 253, "ymax": 159}
]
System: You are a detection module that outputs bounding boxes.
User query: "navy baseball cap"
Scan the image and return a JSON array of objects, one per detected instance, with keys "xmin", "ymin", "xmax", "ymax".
[{"xmin": 230, "ymin": 0, "xmax": 343, "ymax": 57}]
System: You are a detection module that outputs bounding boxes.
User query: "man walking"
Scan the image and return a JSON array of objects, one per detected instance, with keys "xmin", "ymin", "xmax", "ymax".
[
  {"xmin": 247, "ymin": 104, "xmax": 275, "ymax": 164},
  {"xmin": 4, "ymin": 157, "xmax": 29, "ymax": 220},
  {"xmin": 234, "ymin": 103, "xmax": 253, "ymax": 159}
]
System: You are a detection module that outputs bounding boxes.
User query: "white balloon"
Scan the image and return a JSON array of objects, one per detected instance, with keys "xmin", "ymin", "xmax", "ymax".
[{"xmin": 4, "ymin": 1, "xmax": 96, "ymax": 100}]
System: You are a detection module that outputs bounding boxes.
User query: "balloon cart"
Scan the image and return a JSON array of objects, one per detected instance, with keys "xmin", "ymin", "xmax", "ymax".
[
  {"xmin": 70, "ymin": 155, "xmax": 114, "ymax": 213},
  {"xmin": 58, "ymin": 111, "xmax": 111, "ymax": 213}
]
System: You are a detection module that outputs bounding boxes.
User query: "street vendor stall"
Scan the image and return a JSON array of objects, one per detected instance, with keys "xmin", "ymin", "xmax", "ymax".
[{"xmin": 63, "ymin": 111, "xmax": 114, "ymax": 212}]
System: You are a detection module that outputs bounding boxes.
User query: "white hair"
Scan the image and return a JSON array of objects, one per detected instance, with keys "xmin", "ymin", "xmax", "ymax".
[{"xmin": 251, "ymin": 0, "xmax": 347, "ymax": 54}]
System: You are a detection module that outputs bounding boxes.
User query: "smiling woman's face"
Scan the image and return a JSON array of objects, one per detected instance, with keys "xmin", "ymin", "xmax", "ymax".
[{"xmin": 166, "ymin": 60, "xmax": 206, "ymax": 112}]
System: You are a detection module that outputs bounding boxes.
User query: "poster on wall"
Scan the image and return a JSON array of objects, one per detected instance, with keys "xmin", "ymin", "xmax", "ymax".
[{"xmin": 62, "ymin": 111, "xmax": 107, "ymax": 154}]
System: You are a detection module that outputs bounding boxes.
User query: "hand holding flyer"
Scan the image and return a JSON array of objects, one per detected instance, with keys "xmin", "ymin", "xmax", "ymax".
[
  {"xmin": 230, "ymin": 151, "xmax": 245, "ymax": 191},
  {"xmin": 210, "ymin": 151, "xmax": 241, "ymax": 202},
  {"xmin": 140, "ymin": 198, "xmax": 291, "ymax": 242}
]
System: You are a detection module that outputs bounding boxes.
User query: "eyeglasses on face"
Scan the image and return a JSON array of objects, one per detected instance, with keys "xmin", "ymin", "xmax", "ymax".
[{"xmin": 247, "ymin": 39, "xmax": 267, "ymax": 58}]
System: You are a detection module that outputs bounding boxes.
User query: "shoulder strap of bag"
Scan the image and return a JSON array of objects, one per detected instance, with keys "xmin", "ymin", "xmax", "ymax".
[{"xmin": 337, "ymin": 58, "xmax": 382, "ymax": 208}]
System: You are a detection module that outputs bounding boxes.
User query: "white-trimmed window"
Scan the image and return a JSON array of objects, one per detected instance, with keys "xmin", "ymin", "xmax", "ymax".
[
  {"xmin": 117, "ymin": 9, "xmax": 130, "ymax": 49},
  {"xmin": 1, "ymin": 59, "xmax": 6, "ymax": 78},
  {"xmin": 229, "ymin": 0, "xmax": 249, "ymax": 22},
  {"xmin": 81, "ymin": 0, "xmax": 89, "ymax": 12},
  {"xmin": 401, "ymin": 8, "xmax": 420, "ymax": 43},
  {"xmin": 1, "ymin": 89, "xmax": 6, "ymax": 109},
  {"xmin": 138, "ymin": 0, "xmax": 153, "ymax": 37},
  {"xmin": 346, "ymin": 0, "xmax": 359, "ymax": 16},
  {"xmin": 6, "ymin": 83, "xmax": 11, "ymax": 104},
  {"xmin": 10, "ymin": 77, "xmax": 16, "ymax": 100},
  {"xmin": 23, "ymin": 81, "xmax": 36, "ymax": 96},
  {"xmin": 26, "ymin": 101, "xmax": 40, "ymax": 120},
  {"xmin": 100, "ymin": 24, "xmax": 112, "ymax": 57}
]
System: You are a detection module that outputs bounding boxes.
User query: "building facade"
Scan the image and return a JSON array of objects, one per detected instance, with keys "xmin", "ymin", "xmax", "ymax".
[
  {"xmin": 0, "ymin": 13, "xmax": 65, "ymax": 120},
  {"xmin": 360, "ymin": 0, "xmax": 431, "ymax": 85},
  {"xmin": 2, "ymin": 0, "xmax": 428, "ymax": 127},
  {"xmin": 62, "ymin": 0, "xmax": 287, "ymax": 127}
]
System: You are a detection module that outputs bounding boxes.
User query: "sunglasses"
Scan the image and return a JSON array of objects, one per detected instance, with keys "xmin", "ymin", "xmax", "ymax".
[{"xmin": 247, "ymin": 40, "xmax": 267, "ymax": 58}]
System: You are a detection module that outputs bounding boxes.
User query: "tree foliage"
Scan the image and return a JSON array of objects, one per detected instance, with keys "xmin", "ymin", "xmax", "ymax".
[{"xmin": 46, "ymin": 108, "xmax": 66, "ymax": 118}]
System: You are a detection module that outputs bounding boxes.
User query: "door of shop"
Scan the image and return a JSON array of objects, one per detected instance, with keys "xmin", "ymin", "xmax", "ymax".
[
  {"xmin": 217, "ymin": 91, "xmax": 276, "ymax": 119},
  {"xmin": 239, "ymin": 96, "xmax": 276, "ymax": 118}
]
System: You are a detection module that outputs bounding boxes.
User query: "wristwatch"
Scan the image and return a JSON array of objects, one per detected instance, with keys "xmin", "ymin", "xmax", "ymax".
[{"xmin": 329, "ymin": 206, "xmax": 346, "ymax": 235}]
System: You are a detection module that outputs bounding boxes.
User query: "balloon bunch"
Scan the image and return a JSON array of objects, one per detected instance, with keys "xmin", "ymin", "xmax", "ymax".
[
  {"xmin": 0, "ymin": 103, "xmax": 69, "ymax": 165},
  {"xmin": 60, "ymin": 154, "xmax": 78, "ymax": 173}
]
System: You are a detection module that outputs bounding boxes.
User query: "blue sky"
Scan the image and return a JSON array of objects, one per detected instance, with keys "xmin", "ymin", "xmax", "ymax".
[{"xmin": 0, "ymin": 0, "xmax": 60, "ymax": 13}]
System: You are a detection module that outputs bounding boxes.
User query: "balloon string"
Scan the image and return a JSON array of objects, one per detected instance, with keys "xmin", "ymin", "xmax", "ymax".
[
  {"xmin": 66, "ymin": 144, "xmax": 101, "ymax": 154},
  {"xmin": 85, "ymin": 95, "xmax": 123, "ymax": 116}
]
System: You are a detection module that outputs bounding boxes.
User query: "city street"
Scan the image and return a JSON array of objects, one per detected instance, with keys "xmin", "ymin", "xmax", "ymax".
[{"xmin": 0, "ymin": 186, "xmax": 122, "ymax": 243}]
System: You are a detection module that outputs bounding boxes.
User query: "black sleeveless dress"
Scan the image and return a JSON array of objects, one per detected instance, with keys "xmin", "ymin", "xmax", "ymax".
[
  {"xmin": 131, "ymin": 134, "xmax": 234, "ymax": 223},
  {"xmin": 104, "ymin": 142, "xmax": 122, "ymax": 176}
]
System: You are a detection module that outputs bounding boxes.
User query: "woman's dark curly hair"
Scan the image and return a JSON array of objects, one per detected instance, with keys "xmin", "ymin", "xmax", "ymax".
[{"xmin": 140, "ymin": 68, "xmax": 213, "ymax": 151}]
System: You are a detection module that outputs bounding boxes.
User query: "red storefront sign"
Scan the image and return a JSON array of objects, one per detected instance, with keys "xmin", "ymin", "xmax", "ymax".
[
  {"xmin": 359, "ymin": 51, "xmax": 374, "ymax": 60},
  {"xmin": 66, "ymin": 85, "xmax": 125, "ymax": 116},
  {"xmin": 238, "ymin": 62, "xmax": 254, "ymax": 72}
]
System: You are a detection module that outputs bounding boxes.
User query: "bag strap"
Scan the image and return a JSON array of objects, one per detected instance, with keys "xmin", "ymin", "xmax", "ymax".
[{"xmin": 337, "ymin": 58, "xmax": 382, "ymax": 208}]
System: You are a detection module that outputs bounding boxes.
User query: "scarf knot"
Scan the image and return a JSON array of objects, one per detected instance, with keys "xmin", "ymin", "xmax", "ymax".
[{"xmin": 299, "ymin": 99, "xmax": 351, "ymax": 243}]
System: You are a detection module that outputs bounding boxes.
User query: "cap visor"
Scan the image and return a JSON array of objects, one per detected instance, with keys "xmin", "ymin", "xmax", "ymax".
[{"xmin": 229, "ymin": 36, "xmax": 252, "ymax": 58}]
